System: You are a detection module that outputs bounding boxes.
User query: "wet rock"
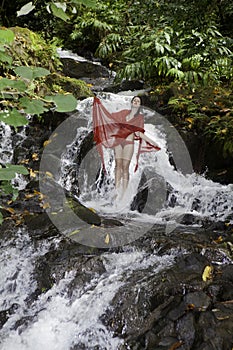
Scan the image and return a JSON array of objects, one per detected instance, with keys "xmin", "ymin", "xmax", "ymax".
[
  {"xmin": 103, "ymin": 80, "xmax": 146, "ymax": 94},
  {"xmin": 180, "ymin": 213, "xmax": 203, "ymax": 225},
  {"xmin": 0, "ymin": 304, "xmax": 19, "ymax": 328},
  {"xmin": 61, "ymin": 57, "xmax": 110, "ymax": 80},
  {"xmin": 131, "ymin": 167, "xmax": 167, "ymax": 214},
  {"xmin": 101, "ymin": 218, "xmax": 124, "ymax": 227}
]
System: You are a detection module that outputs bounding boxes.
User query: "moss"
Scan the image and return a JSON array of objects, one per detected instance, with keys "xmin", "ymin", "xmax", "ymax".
[
  {"xmin": 45, "ymin": 73, "xmax": 93, "ymax": 99},
  {"xmin": 7, "ymin": 26, "xmax": 62, "ymax": 71},
  {"xmin": 3, "ymin": 27, "xmax": 93, "ymax": 100}
]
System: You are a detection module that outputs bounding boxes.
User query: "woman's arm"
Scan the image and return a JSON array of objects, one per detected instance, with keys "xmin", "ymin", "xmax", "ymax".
[{"xmin": 135, "ymin": 131, "xmax": 160, "ymax": 148}]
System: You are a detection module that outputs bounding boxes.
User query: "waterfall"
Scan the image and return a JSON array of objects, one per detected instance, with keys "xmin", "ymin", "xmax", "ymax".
[
  {"xmin": 58, "ymin": 94, "xmax": 233, "ymax": 227},
  {"xmin": 0, "ymin": 121, "xmax": 28, "ymax": 190},
  {"xmin": 0, "ymin": 122, "xmax": 13, "ymax": 164}
]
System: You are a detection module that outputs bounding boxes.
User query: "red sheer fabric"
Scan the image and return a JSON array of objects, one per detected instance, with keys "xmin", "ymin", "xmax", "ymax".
[{"xmin": 92, "ymin": 96, "xmax": 160, "ymax": 172}]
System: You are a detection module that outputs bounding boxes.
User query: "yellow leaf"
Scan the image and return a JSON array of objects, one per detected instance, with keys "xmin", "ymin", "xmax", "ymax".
[
  {"xmin": 202, "ymin": 265, "xmax": 213, "ymax": 282},
  {"xmin": 88, "ymin": 207, "xmax": 96, "ymax": 213},
  {"xmin": 216, "ymin": 316, "xmax": 230, "ymax": 321},
  {"xmin": 185, "ymin": 117, "xmax": 193, "ymax": 124},
  {"xmin": 29, "ymin": 168, "xmax": 37, "ymax": 178},
  {"xmin": 105, "ymin": 233, "xmax": 110, "ymax": 244},
  {"xmin": 43, "ymin": 140, "xmax": 52, "ymax": 147},
  {"xmin": 32, "ymin": 153, "xmax": 39, "ymax": 161},
  {"xmin": 25, "ymin": 193, "xmax": 35, "ymax": 199},
  {"xmin": 68, "ymin": 229, "xmax": 80, "ymax": 237},
  {"xmin": 6, "ymin": 207, "xmax": 15, "ymax": 214},
  {"xmin": 19, "ymin": 159, "xmax": 29, "ymax": 164},
  {"xmin": 45, "ymin": 171, "xmax": 53, "ymax": 178},
  {"xmin": 213, "ymin": 236, "xmax": 223, "ymax": 244},
  {"xmin": 40, "ymin": 202, "xmax": 51, "ymax": 209},
  {"xmin": 186, "ymin": 303, "xmax": 195, "ymax": 310}
]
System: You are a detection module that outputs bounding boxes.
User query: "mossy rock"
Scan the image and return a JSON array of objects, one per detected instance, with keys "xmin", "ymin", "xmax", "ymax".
[
  {"xmin": 45, "ymin": 73, "xmax": 93, "ymax": 99},
  {"xmin": 7, "ymin": 26, "xmax": 62, "ymax": 71},
  {"xmin": 4, "ymin": 27, "xmax": 93, "ymax": 100}
]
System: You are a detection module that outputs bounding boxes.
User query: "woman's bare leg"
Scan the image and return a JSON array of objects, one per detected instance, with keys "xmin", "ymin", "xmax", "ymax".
[
  {"xmin": 121, "ymin": 143, "xmax": 134, "ymax": 193},
  {"xmin": 122, "ymin": 159, "xmax": 130, "ymax": 192},
  {"xmin": 115, "ymin": 158, "xmax": 123, "ymax": 190},
  {"xmin": 114, "ymin": 140, "xmax": 134, "ymax": 198}
]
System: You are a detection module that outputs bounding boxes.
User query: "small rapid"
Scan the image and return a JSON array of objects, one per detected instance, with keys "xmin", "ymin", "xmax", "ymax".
[{"xmin": 0, "ymin": 228, "xmax": 178, "ymax": 350}]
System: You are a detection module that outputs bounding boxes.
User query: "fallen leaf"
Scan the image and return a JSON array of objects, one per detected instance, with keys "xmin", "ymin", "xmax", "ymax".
[
  {"xmin": 5, "ymin": 207, "xmax": 15, "ymax": 214},
  {"xmin": 216, "ymin": 316, "xmax": 230, "ymax": 321},
  {"xmin": 186, "ymin": 303, "xmax": 195, "ymax": 310},
  {"xmin": 213, "ymin": 236, "xmax": 223, "ymax": 244},
  {"xmin": 169, "ymin": 341, "xmax": 183, "ymax": 350},
  {"xmin": 68, "ymin": 229, "xmax": 80, "ymax": 237},
  {"xmin": 19, "ymin": 159, "xmax": 29, "ymax": 164},
  {"xmin": 45, "ymin": 171, "xmax": 53, "ymax": 178},
  {"xmin": 43, "ymin": 139, "xmax": 52, "ymax": 147},
  {"xmin": 105, "ymin": 233, "xmax": 110, "ymax": 244},
  {"xmin": 29, "ymin": 168, "xmax": 37, "ymax": 177},
  {"xmin": 32, "ymin": 153, "xmax": 39, "ymax": 161},
  {"xmin": 202, "ymin": 265, "xmax": 213, "ymax": 282},
  {"xmin": 24, "ymin": 193, "xmax": 35, "ymax": 199},
  {"xmin": 40, "ymin": 202, "xmax": 51, "ymax": 209}
]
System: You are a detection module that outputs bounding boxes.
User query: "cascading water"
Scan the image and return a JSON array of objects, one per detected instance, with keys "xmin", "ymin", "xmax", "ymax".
[
  {"xmin": 59, "ymin": 94, "xmax": 233, "ymax": 227},
  {"xmin": 0, "ymin": 122, "xmax": 13, "ymax": 164},
  {"xmin": 0, "ymin": 227, "xmax": 180, "ymax": 350},
  {"xmin": 0, "ymin": 121, "xmax": 28, "ymax": 190}
]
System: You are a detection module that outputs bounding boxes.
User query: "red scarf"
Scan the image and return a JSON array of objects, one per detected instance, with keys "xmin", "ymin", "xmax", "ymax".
[{"xmin": 92, "ymin": 96, "xmax": 160, "ymax": 172}]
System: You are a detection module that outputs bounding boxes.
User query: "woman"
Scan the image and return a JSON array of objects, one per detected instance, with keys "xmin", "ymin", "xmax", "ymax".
[{"xmin": 92, "ymin": 95, "xmax": 161, "ymax": 197}]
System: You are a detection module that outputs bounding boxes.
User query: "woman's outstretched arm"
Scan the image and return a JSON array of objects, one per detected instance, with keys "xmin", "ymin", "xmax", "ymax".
[{"xmin": 135, "ymin": 131, "xmax": 161, "ymax": 149}]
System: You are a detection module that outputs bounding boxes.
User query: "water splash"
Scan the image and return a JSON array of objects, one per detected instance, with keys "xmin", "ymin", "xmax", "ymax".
[
  {"xmin": 0, "ymin": 239, "xmax": 177, "ymax": 350},
  {"xmin": 0, "ymin": 122, "xmax": 13, "ymax": 164}
]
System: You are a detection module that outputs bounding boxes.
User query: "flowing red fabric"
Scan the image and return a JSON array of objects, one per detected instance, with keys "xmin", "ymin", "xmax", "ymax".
[{"xmin": 92, "ymin": 96, "xmax": 160, "ymax": 172}]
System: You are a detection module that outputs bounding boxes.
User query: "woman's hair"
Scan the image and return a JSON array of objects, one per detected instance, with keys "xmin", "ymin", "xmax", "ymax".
[{"xmin": 131, "ymin": 95, "xmax": 143, "ymax": 116}]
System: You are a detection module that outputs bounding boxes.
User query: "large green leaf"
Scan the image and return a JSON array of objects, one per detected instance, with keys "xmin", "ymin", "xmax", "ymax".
[
  {"xmin": 0, "ymin": 109, "xmax": 28, "ymax": 128},
  {"xmin": 0, "ymin": 29, "xmax": 15, "ymax": 44},
  {"xmin": 14, "ymin": 66, "xmax": 50, "ymax": 80},
  {"xmin": 0, "ymin": 181, "xmax": 19, "ymax": 201},
  {"xmin": 0, "ymin": 78, "xmax": 27, "ymax": 92},
  {"xmin": 17, "ymin": 2, "xmax": 35, "ymax": 16},
  {"xmin": 45, "ymin": 94, "xmax": 77, "ymax": 112},
  {"xmin": 71, "ymin": 0, "xmax": 97, "ymax": 8},
  {"xmin": 0, "ymin": 51, "xmax": 13, "ymax": 65},
  {"xmin": 50, "ymin": 3, "xmax": 70, "ymax": 21},
  {"xmin": 19, "ymin": 97, "xmax": 47, "ymax": 115},
  {"xmin": 0, "ymin": 164, "xmax": 29, "ymax": 181}
]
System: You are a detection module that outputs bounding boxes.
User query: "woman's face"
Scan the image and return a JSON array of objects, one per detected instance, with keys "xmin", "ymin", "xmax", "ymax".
[{"xmin": 131, "ymin": 97, "xmax": 141, "ymax": 108}]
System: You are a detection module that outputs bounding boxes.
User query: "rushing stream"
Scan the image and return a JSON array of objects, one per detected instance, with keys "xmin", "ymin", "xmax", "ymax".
[{"xmin": 0, "ymin": 92, "xmax": 233, "ymax": 349}]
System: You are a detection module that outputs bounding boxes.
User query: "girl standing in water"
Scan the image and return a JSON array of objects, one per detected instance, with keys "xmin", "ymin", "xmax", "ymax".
[{"xmin": 93, "ymin": 95, "xmax": 161, "ymax": 197}]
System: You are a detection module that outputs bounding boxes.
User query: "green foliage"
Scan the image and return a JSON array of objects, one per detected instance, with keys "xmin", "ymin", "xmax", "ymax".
[
  {"xmin": 166, "ymin": 84, "xmax": 233, "ymax": 158},
  {"xmin": 14, "ymin": 66, "xmax": 50, "ymax": 80},
  {"xmin": 6, "ymin": 27, "xmax": 62, "ymax": 71},
  {"xmin": 16, "ymin": 0, "xmax": 97, "ymax": 22},
  {"xmin": 0, "ymin": 164, "xmax": 29, "ymax": 181},
  {"xmin": 44, "ymin": 94, "xmax": 77, "ymax": 112},
  {"xmin": 0, "ymin": 28, "xmax": 15, "ymax": 67},
  {"xmin": 0, "ymin": 27, "xmax": 85, "ymax": 210}
]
